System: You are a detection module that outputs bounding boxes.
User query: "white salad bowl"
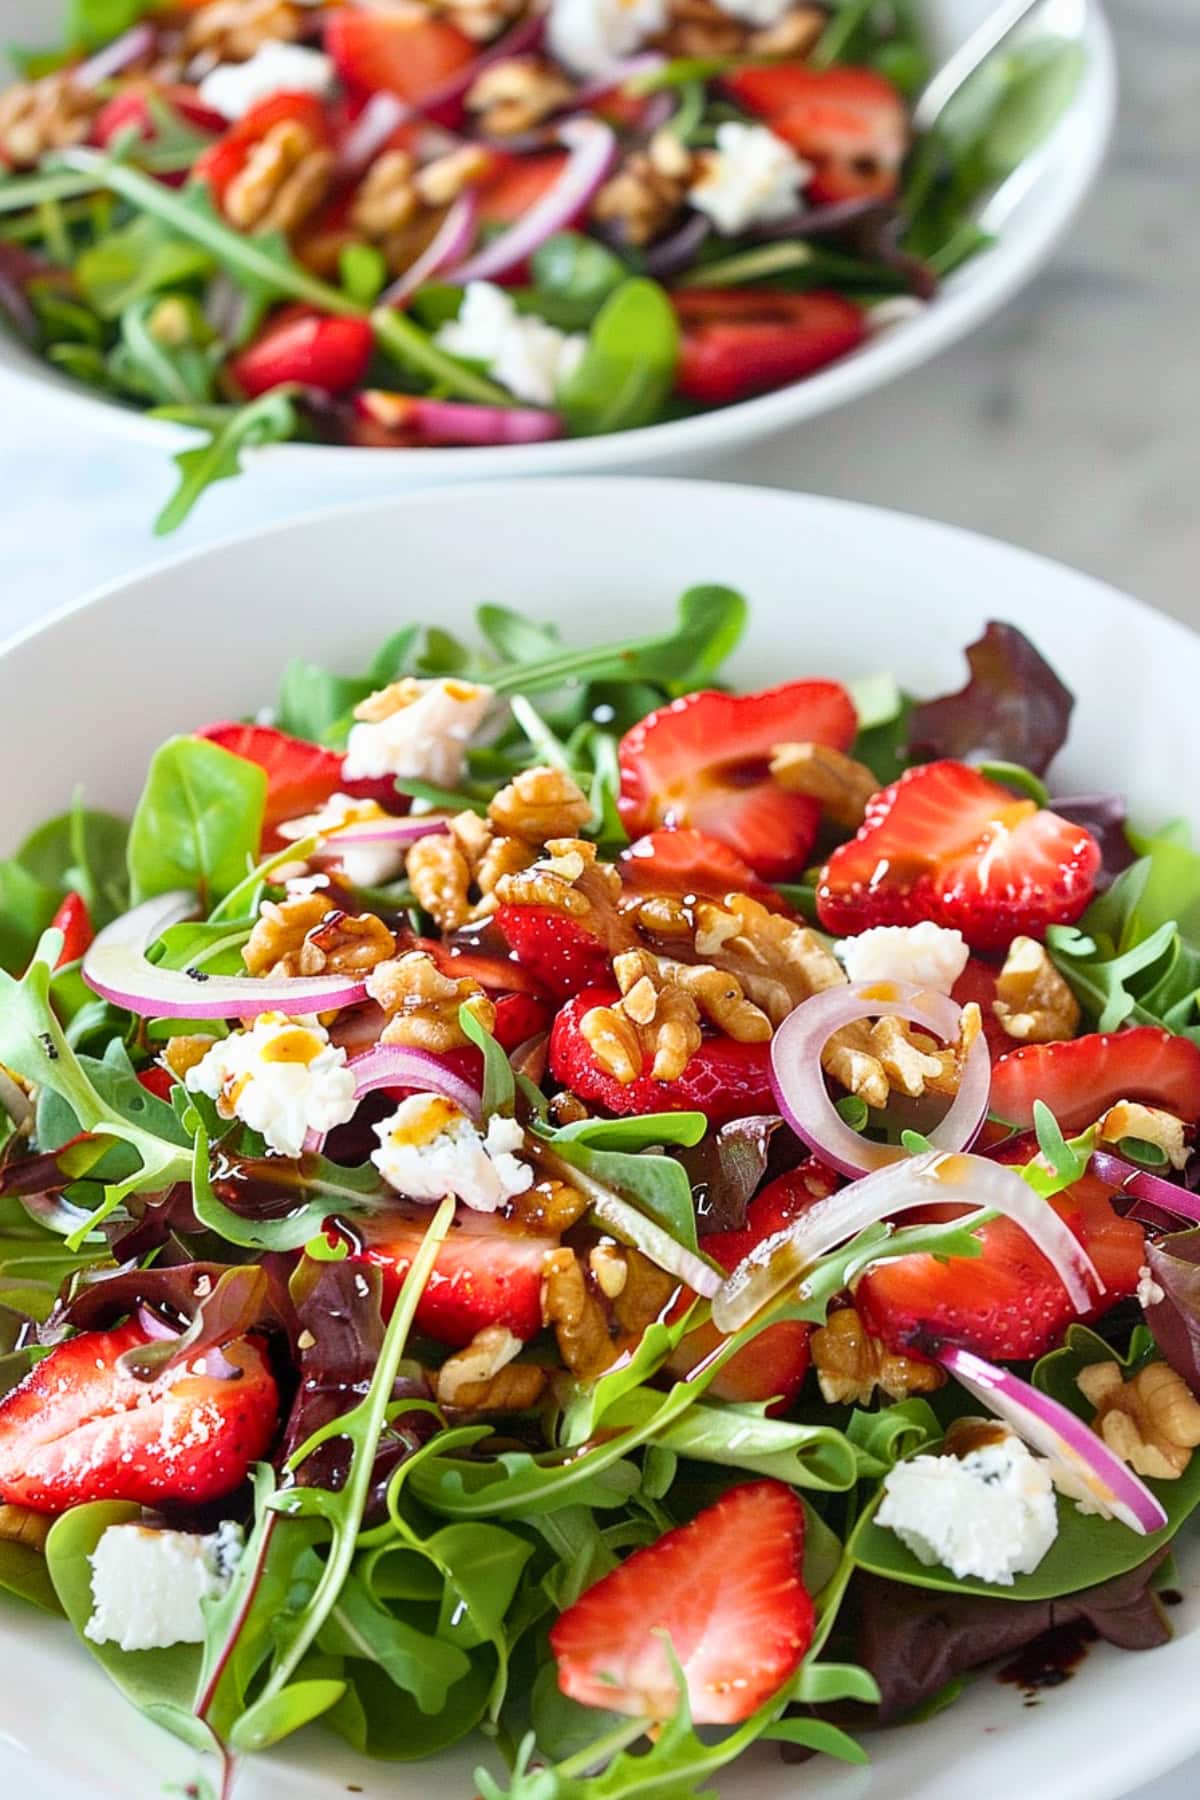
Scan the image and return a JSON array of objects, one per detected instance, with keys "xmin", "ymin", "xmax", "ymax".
[
  {"xmin": 0, "ymin": 0, "xmax": 1115, "ymax": 502},
  {"xmin": 0, "ymin": 476, "xmax": 1196, "ymax": 1800}
]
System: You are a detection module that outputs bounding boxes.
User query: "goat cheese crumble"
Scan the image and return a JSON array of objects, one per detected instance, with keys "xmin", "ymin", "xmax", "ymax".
[
  {"xmin": 342, "ymin": 677, "xmax": 494, "ymax": 787},
  {"xmin": 86, "ymin": 1521, "xmax": 244, "ymax": 1653},
  {"xmin": 197, "ymin": 43, "xmax": 334, "ymax": 120},
  {"xmin": 688, "ymin": 123, "xmax": 810, "ymax": 236},
  {"xmin": 547, "ymin": 0, "xmax": 669, "ymax": 78},
  {"xmin": 185, "ymin": 1013, "xmax": 357, "ymax": 1159},
  {"xmin": 435, "ymin": 283, "xmax": 586, "ymax": 408},
  {"xmin": 876, "ymin": 1436, "xmax": 1058, "ymax": 1585},
  {"xmin": 837, "ymin": 921, "xmax": 970, "ymax": 995},
  {"xmin": 278, "ymin": 793, "xmax": 406, "ymax": 891},
  {"xmin": 372, "ymin": 1093, "xmax": 534, "ymax": 1211}
]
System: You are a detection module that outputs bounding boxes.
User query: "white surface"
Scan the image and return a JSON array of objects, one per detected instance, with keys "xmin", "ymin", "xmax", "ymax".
[{"xmin": 0, "ymin": 477, "xmax": 1197, "ymax": 1800}]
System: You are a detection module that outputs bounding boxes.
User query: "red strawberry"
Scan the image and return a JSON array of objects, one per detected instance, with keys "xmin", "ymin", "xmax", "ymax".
[
  {"xmin": 550, "ymin": 1479, "xmax": 813, "ymax": 1723},
  {"xmin": 816, "ymin": 760, "xmax": 1101, "ymax": 951},
  {"xmin": 950, "ymin": 955, "xmax": 1011, "ymax": 1060},
  {"xmin": 723, "ymin": 64, "xmax": 908, "ymax": 203},
  {"xmin": 618, "ymin": 828, "xmax": 784, "ymax": 907},
  {"xmin": 194, "ymin": 721, "xmax": 345, "ymax": 839},
  {"xmin": 416, "ymin": 936, "xmax": 550, "ymax": 998},
  {"xmin": 493, "ymin": 904, "xmax": 614, "ymax": 1000},
  {"xmin": 989, "ymin": 1026, "xmax": 1200, "ymax": 1134},
  {"xmin": 49, "ymin": 890, "xmax": 93, "ymax": 968},
  {"xmin": 325, "ymin": 7, "xmax": 477, "ymax": 105},
  {"xmin": 618, "ymin": 681, "xmax": 857, "ymax": 882},
  {"xmin": 136, "ymin": 1064, "xmax": 176, "ymax": 1100},
  {"xmin": 0, "ymin": 1323, "xmax": 278, "ymax": 1515},
  {"xmin": 355, "ymin": 1207, "xmax": 557, "ymax": 1347},
  {"xmin": 856, "ymin": 1173, "xmax": 1145, "ymax": 1362},
  {"xmin": 492, "ymin": 990, "xmax": 553, "ymax": 1051},
  {"xmin": 550, "ymin": 989, "xmax": 775, "ymax": 1125}
]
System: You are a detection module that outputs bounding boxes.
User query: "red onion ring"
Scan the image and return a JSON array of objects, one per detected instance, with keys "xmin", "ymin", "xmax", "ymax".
[
  {"xmin": 938, "ymin": 1345, "xmax": 1168, "ymax": 1536},
  {"xmin": 379, "ymin": 191, "xmax": 480, "ymax": 306},
  {"xmin": 338, "ymin": 92, "xmax": 411, "ymax": 176},
  {"xmin": 355, "ymin": 391, "xmax": 564, "ymax": 446},
  {"xmin": 291, "ymin": 813, "xmax": 451, "ymax": 853},
  {"xmin": 444, "ymin": 116, "xmax": 617, "ymax": 285},
  {"xmin": 74, "ymin": 21, "xmax": 157, "ymax": 88},
  {"xmin": 711, "ymin": 1149, "xmax": 1102, "ymax": 1335},
  {"xmin": 769, "ymin": 980, "xmax": 990, "ymax": 1179},
  {"xmin": 1089, "ymin": 1149, "xmax": 1200, "ymax": 1225},
  {"xmin": 301, "ymin": 1042, "xmax": 483, "ymax": 1154},
  {"xmin": 82, "ymin": 892, "xmax": 369, "ymax": 1021}
]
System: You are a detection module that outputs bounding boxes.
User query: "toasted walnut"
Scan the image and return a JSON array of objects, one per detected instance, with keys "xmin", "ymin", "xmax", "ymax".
[
  {"xmin": 611, "ymin": 1249, "xmax": 677, "ymax": 1336},
  {"xmin": 0, "ymin": 1503, "xmax": 50, "ymax": 1552},
  {"xmin": 414, "ymin": 144, "xmax": 493, "ymax": 207},
  {"xmin": 508, "ymin": 1177, "xmax": 589, "ymax": 1233},
  {"xmin": 811, "ymin": 1306, "xmax": 946, "ymax": 1406},
  {"xmin": 1078, "ymin": 1359, "xmax": 1200, "ymax": 1479},
  {"xmin": 351, "ymin": 148, "xmax": 419, "ymax": 237},
  {"xmin": 243, "ymin": 896, "xmax": 395, "ymax": 978},
  {"xmin": 466, "ymin": 56, "xmax": 574, "ymax": 134},
  {"xmin": 184, "ymin": 0, "xmax": 302, "ymax": 59},
  {"xmin": 580, "ymin": 999, "xmax": 646, "ymax": 1083},
  {"xmin": 583, "ymin": 945, "xmax": 771, "ymax": 1085},
  {"xmin": 495, "ymin": 838, "xmax": 628, "ymax": 944},
  {"xmin": 592, "ymin": 129, "xmax": 695, "ymax": 247},
  {"xmin": 436, "ymin": 1325, "xmax": 547, "ymax": 1411},
  {"xmin": 439, "ymin": 0, "xmax": 527, "ymax": 42},
  {"xmin": 367, "ymin": 950, "xmax": 495, "ymax": 1052},
  {"xmin": 162, "ymin": 1036, "xmax": 217, "ymax": 1080},
  {"xmin": 770, "ymin": 742, "xmax": 879, "ymax": 831},
  {"xmin": 993, "ymin": 935, "xmax": 1081, "ymax": 1043},
  {"xmin": 747, "ymin": 3, "xmax": 825, "ymax": 55},
  {"xmin": 406, "ymin": 833, "xmax": 473, "ymax": 933},
  {"xmin": 1099, "ymin": 1100, "xmax": 1190, "ymax": 1171},
  {"xmin": 224, "ymin": 117, "xmax": 334, "ymax": 233},
  {"xmin": 488, "ymin": 766, "xmax": 592, "ymax": 845},
  {"xmin": 656, "ymin": 0, "xmax": 744, "ymax": 56},
  {"xmin": 549, "ymin": 1089, "xmax": 590, "ymax": 1126},
  {"xmin": 824, "ymin": 1003, "xmax": 981, "ymax": 1110},
  {"xmin": 685, "ymin": 894, "xmax": 845, "ymax": 1023},
  {"xmin": 0, "ymin": 72, "xmax": 101, "ymax": 168},
  {"xmin": 542, "ymin": 1247, "xmax": 616, "ymax": 1379}
]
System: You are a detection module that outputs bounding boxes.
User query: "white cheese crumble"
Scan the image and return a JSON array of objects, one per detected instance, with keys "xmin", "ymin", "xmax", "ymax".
[
  {"xmin": 197, "ymin": 42, "xmax": 335, "ymax": 120},
  {"xmin": 342, "ymin": 677, "xmax": 494, "ymax": 788},
  {"xmin": 185, "ymin": 1013, "xmax": 357, "ymax": 1159},
  {"xmin": 837, "ymin": 921, "xmax": 970, "ymax": 996},
  {"xmin": 278, "ymin": 792, "xmax": 406, "ymax": 891},
  {"xmin": 435, "ymin": 283, "xmax": 586, "ymax": 408},
  {"xmin": 547, "ymin": 0, "xmax": 669, "ymax": 78},
  {"xmin": 1137, "ymin": 1264, "xmax": 1166, "ymax": 1309},
  {"xmin": 688, "ymin": 123, "xmax": 811, "ymax": 236},
  {"xmin": 86, "ymin": 1521, "xmax": 244, "ymax": 1653},
  {"xmin": 876, "ymin": 1437, "xmax": 1058, "ymax": 1586},
  {"xmin": 372, "ymin": 1093, "xmax": 533, "ymax": 1212}
]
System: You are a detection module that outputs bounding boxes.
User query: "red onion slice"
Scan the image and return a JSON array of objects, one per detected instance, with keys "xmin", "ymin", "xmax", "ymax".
[
  {"xmin": 82, "ymin": 892, "xmax": 369, "ymax": 1021},
  {"xmin": 75, "ymin": 21, "xmax": 157, "ymax": 88},
  {"xmin": 444, "ymin": 117, "xmax": 617, "ymax": 285},
  {"xmin": 769, "ymin": 980, "xmax": 990, "ymax": 1178},
  {"xmin": 711, "ymin": 1149, "xmax": 1102, "ymax": 1335},
  {"xmin": 1089, "ymin": 1149, "xmax": 1200, "ymax": 1225},
  {"xmin": 304, "ymin": 813, "xmax": 452, "ymax": 851},
  {"xmin": 347, "ymin": 1042, "xmax": 483, "ymax": 1119},
  {"xmin": 380, "ymin": 192, "xmax": 479, "ymax": 306},
  {"xmin": 338, "ymin": 92, "xmax": 411, "ymax": 176},
  {"xmin": 356, "ymin": 391, "xmax": 564, "ymax": 446},
  {"xmin": 938, "ymin": 1345, "xmax": 1168, "ymax": 1536}
]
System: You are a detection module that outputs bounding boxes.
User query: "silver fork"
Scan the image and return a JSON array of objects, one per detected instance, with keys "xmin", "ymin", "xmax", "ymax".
[{"xmin": 912, "ymin": 0, "xmax": 1050, "ymax": 134}]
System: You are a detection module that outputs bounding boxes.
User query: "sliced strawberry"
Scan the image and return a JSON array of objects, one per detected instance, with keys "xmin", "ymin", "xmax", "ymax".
[
  {"xmin": 989, "ymin": 1026, "xmax": 1200, "ymax": 1134},
  {"xmin": 195, "ymin": 721, "xmax": 345, "ymax": 838},
  {"xmin": 49, "ymin": 890, "xmax": 93, "ymax": 968},
  {"xmin": 417, "ymin": 936, "xmax": 550, "ymax": 999},
  {"xmin": 493, "ymin": 904, "xmax": 614, "ymax": 1000},
  {"xmin": 355, "ymin": 1207, "xmax": 556, "ymax": 1347},
  {"xmin": 492, "ymin": 990, "xmax": 553, "ymax": 1051},
  {"xmin": 617, "ymin": 828, "xmax": 784, "ymax": 909},
  {"xmin": 478, "ymin": 150, "xmax": 570, "ymax": 226},
  {"xmin": 550, "ymin": 1479, "xmax": 813, "ymax": 1723},
  {"xmin": 674, "ymin": 289, "xmax": 867, "ymax": 406},
  {"xmin": 856, "ymin": 1173, "xmax": 1145, "ymax": 1362},
  {"xmin": 0, "ymin": 1322, "xmax": 278, "ymax": 1514},
  {"xmin": 136, "ymin": 1065, "xmax": 176, "ymax": 1100},
  {"xmin": 723, "ymin": 64, "xmax": 908, "ymax": 203},
  {"xmin": 950, "ymin": 954, "xmax": 1011, "ymax": 1060},
  {"xmin": 229, "ymin": 305, "xmax": 374, "ymax": 399},
  {"xmin": 325, "ymin": 7, "xmax": 477, "ymax": 106},
  {"xmin": 550, "ymin": 988, "xmax": 775, "ymax": 1125},
  {"xmin": 816, "ymin": 760, "xmax": 1101, "ymax": 952},
  {"xmin": 618, "ymin": 681, "xmax": 857, "ymax": 883}
]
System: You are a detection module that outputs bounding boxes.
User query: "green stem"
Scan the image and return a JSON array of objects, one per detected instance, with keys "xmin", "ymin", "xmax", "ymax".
[
  {"xmin": 555, "ymin": 1718, "xmax": 650, "ymax": 1778},
  {"xmin": 0, "ymin": 149, "xmax": 195, "ymax": 214},
  {"xmin": 370, "ymin": 306, "xmax": 515, "ymax": 407}
]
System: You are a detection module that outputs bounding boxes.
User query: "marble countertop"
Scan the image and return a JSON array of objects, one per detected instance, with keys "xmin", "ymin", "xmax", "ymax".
[{"xmin": 0, "ymin": 3, "xmax": 1197, "ymax": 1794}]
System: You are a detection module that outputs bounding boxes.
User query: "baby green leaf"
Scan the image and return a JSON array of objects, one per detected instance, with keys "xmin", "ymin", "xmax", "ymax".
[
  {"xmin": 557, "ymin": 278, "xmax": 679, "ymax": 437},
  {"xmin": 127, "ymin": 735, "xmax": 266, "ymax": 905}
]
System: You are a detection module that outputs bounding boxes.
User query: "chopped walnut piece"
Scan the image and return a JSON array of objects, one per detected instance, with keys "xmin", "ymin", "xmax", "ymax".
[
  {"xmin": 406, "ymin": 833, "xmax": 474, "ymax": 933},
  {"xmin": 184, "ymin": 0, "xmax": 302, "ymax": 59},
  {"xmin": 439, "ymin": 0, "xmax": 527, "ymax": 42},
  {"xmin": 1078, "ymin": 1359, "xmax": 1200, "ymax": 1479},
  {"xmin": 243, "ymin": 895, "xmax": 395, "ymax": 977},
  {"xmin": 351, "ymin": 148, "xmax": 419, "ymax": 237},
  {"xmin": 993, "ymin": 935, "xmax": 1081, "ymax": 1043},
  {"xmin": 436, "ymin": 1325, "xmax": 547, "ymax": 1411},
  {"xmin": 488, "ymin": 766, "xmax": 592, "ymax": 845},
  {"xmin": 0, "ymin": 1503, "xmax": 50, "ymax": 1552},
  {"xmin": 610, "ymin": 1250, "xmax": 677, "ymax": 1336},
  {"xmin": 495, "ymin": 838, "xmax": 630, "ymax": 959},
  {"xmin": 0, "ymin": 72, "xmax": 101, "ymax": 169},
  {"xmin": 1098, "ymin": 1101, "xmax": 1190, "ymax": 1171},
  {"xmin": 466, "ymin": 56, "xmax": 575, "ymax": 134},
  {"xmin": 582, "ymin": 945, "xmax": 772, "ymax": 1085},
  {"xmin": 580, "ymin": 1000, "xmax": 646, "ymax": 1083},
  {"xmin": 549, "ymin": 1090, "xmax": 590, "ymax": 1126},
  {"xmin": 747, "ymin": 4, "xmax": 825, "ymax": 55},
  {"xmin": 684, "ymin": 894, "xmax": 845, "ymax": 1024},
  {"xmin": 162, "ymin": 1035, "xmax": 218, "ymax": 1080},
  {"xmin": 823, "ymin": 1003, "xmax": 981, "ymax": 1110},
  {"xmin": 655, "ymin": 0, "xmax": 745, "ymax": 56},
  {"xmin": 769, "ymin": 742, "xmax": 879, "ymax": 831},
  {"xmin": 592, "ymin": 130, "xmax": 695, "ymax": 247},
  {"xmin": 542, "ymin": 1247, "xmax": 616, "ymax": 1379},
  {"xmin": 811, "ymin": 1306, "xmax": 946, "ymax": 1406},
  {"xmin": 366, "ymin": 950, "xmax": 496, "ymax": 1052},
  {"xmin": 224, "ymin": 117, "xmax": 334, "ymax": 233},
  {"xmin": 414, "ymin": 144, "xmax": 493, "ymax": 206},
  {"xmin": 508, "ymin": 1177, "xmax": 589, "ymax": 1233}
]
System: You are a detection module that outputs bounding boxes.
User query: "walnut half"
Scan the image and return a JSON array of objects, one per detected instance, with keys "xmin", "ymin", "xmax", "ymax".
[
  {"xmin": 993, "ymin": 936, "xmax": 1081, "ymax": 1043},
  {"xmin": 1078, "ymin": 1359, "xmax": 1200, "ymax": 1479},
  {"xmin": 811, "ymin": 1305, "xmax": 945, "ymax": 1406}
]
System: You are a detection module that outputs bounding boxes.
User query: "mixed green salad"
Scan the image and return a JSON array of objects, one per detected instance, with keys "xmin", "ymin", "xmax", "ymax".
[{"xmin": 1, "ymin": 0, "xmax": 1083, "ymax": 531}]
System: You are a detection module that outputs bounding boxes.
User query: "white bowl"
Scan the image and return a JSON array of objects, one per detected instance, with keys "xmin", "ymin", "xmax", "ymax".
[
  {"xmin": 0, "ymin": 476, "xmax": 1196, "ymax": 1800},
  {"xmin": 0, "ymin": 0, "xmax": 1115, "ymax": 498}
]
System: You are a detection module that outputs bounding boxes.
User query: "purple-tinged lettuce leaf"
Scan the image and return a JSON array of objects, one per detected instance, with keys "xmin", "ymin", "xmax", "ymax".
[
  {"xmin": 1145, "ymin": 1227, "xmax": 1200, "ymax": 1392},
  {"xmin": 1052, "ymin": 793, "xmax": 1135, "ymax": 892},
  {"xmin": 682, "ymin": 1115, "xmax": 786, "ymax": 1236},
  {"xmin": 906, "ymin": 621, "xmax": 1074, "ymax": 777}
]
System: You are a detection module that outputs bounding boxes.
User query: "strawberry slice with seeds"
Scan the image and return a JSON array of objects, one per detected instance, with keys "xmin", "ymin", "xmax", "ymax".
[
  {"xmin": 355, "ymin": 1207, "xmax": 557, "ymax": 1347},
  {"xmin": 549, "ymin": 988, "xmax": 775, "ymax": 1125},
  {"xmin": 618, "ymin": 828, "xmax": 787, "ymax": 909},
  {"xmin": 618, "ymin": 681, "xmax": 858, "ymax": 883},
  {"xmin": 817, "ymin": 759, "xmax": 1101, "ymax": 951},
  {"xmin": 325, "ymin": 7, "xmax": 477, "ymax": 106},
  {"xmin": 723, "ymin": 64, "xmax": 908, "ymax": 203},
  {"xmin": 550, "ymin": 1479, "xmax": 813, "ymax": 1722},
  {"xmin": 0, "ymin": 1322, "xmax": 278, "ymax": 1514},
  {"xmin": 989, "ymin": 1026, "xmax": 1200, "ymax": 1134},
  {"xmin": 493, "ymin": 904, "xmax": 615, "ymax": 1000},
  {"xmin": 856, "ymin": 1173, "xmax": 1145, "ymax": 1362}
]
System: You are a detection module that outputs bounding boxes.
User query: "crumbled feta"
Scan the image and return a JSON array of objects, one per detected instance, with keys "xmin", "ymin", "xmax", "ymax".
[
  {"xmin": 279, "ymin": 792, "xmax": 406, "ymax": 891},
  {"xmin": 372, "ymin": 1093, "xmax": 533, "ymax": 1212},
  {"xmin": 838, "ymin": 921, "xmax": 970, "ymax": 996},
  {"xmin": 435, "ymin": 283, "xmax": 586, "ymax": 408},
  {"xmin": 1137, "ymin": 1264, "xmax": 1166, "ymax": 1309},
  {"xmin": 185, "ymin": 1013, "xmax": 357, "ymax": 1159},
  {"xmin": 876, "ymin": 1437, "xmax": 1058, "ymax": 1586},
  {"xmin": 86, "ymin": 1521, "xmax": 243, "ymax": 1653},
  {"xmin": 688, "ymin": 123, "xmax": 811, "ymax": 236},
  {"xmin": 547, "ymin": 0, "xmax": 669, "ymax": 78},
  {"xmin": 342, "ymin": 678, "xmax": 494, "ymax": 788},
  {"xmin": 197, "ymin": 42, "xmax": 335, "ymax": 120}
]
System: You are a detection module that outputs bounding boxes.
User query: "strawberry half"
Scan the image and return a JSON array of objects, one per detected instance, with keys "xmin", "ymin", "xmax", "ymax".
[
  {"xmin": 493, "ymin": 904, "xmax": 615, "ymax": 1000},
  {"xmin": 355, "ymin": 1207, "xmax": 557, "ymax": 1347},
  {"xmin": 324, "ymin": 8, "xmax": 477, "ymax": 106},
  {"xmin": 617, "ymin": 681, "xmax": 858, "ymax": 883},
  {"xmin": 722, "ymin": 64, "xmax": 908, "ymax": 203},
  {"xmin": 618, "ymin": 827, "xmax": 785, "ymax": 908},
  {"xmin": 550, "ymin": 1479, "xmax": 813, "ymax": 1723},
  {"xmin": 0, "ymin": 1323, "xmax": 278, "ymax": 1514},
  {"xmin": 816, "ymin": 760, "xmax": 1101, "ymax": 951},
  {"xmin": 989, "ymin": 1026, "xmax": 1200, "ymax": 1134},
  {"xmin": 856, "ymin": 1173, "xmax": 1145, "ymax": 1362},
  {"xmin": 550, "ymin": 988, "xmax": 775, "ymax": 1125}
]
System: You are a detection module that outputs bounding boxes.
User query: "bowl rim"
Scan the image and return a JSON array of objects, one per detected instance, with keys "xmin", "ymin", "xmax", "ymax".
[{"xmin": 0, "ymin": 0, "xmax": 1116, "ymax": 477}]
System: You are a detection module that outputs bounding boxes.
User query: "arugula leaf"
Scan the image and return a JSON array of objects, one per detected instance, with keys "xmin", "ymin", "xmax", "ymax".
[
  {"xmin": 152, "ymin": 389, "xmax": 302, "ymax": 536},
  {"xmin": 14, "ymin": 804, "xmax": 129, "ymax": 925},
  {"xmin": 1047, "ymin": 850, "xmax": 1200, "ymax": 1044},
  {"xmin": 0, "ymin": 859, "xmax": 59, "ymax": 974},
  {"xmin": 557, "ymin": 279, "xmax": 679, "ymax": 437},
  {"xmin": 111, "ymin": 295, "xmax": 221, "ymax": 407},
  {"xmin": 75, "ymin": 215, "xmax": 213, "ymax": 319},
  {"xmin": 476, "ymin": 603, "xmax": 561, "ymax": 665},
  {"xmin": 606, "ymin": 1390, "xmax": 861, "ymax": 1492},
  {"xmin": 276, "ymin": 658, "xmax": 375, "ymax": 742},
  {"xmin": 371, "ymin": 304, "xmax": 514, "ymax": 406},
  {"xmin": 541, "ymin": 1123, "xmax": 702, "ymax": 1253},
  {"xmin": 845, "ymin": 1397, "xmax": 942, "ymax": 1476},
  {"xmin": 460, "ymin": 1004, "xmax": 515, "ymax": 1118},
  {"xmin": 188, "ymin": 1112, "xmax": 392, "ymax": 1251},
  {"xmin": 127, "ymin": 735, "xmax": 266, "ymax": 905}
]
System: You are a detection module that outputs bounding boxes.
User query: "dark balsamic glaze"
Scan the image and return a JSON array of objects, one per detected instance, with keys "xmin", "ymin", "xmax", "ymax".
[{"xmin": 997, "ymin": 1620, "xmax": 1099, "ymax": 1706}]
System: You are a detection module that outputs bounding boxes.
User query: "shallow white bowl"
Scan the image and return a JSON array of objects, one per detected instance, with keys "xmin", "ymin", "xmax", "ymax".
[
  {"xmin": 0, "ymin": 0, "xmax": 1114, "ymax": 498},
  {"xmin": 0, "ymin": 477, "xmax": 1196, "ymax": 1800}
]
